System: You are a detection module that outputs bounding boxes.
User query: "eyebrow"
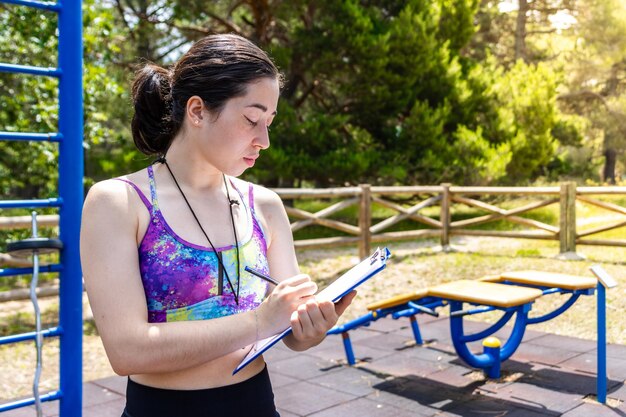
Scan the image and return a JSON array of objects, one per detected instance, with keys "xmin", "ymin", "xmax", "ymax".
[{"xmin": 246, "ymin": 103, "xmax": 277, "ymax": 116}]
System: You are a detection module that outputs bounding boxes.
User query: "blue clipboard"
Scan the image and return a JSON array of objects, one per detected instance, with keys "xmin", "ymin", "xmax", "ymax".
[{"xmin": 233, "ymin": 247, "xmax": 391, "ymax": 375}]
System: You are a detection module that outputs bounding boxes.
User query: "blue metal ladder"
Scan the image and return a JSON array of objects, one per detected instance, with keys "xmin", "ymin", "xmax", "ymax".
[{"xmin": 0, "ymin": 0, "xmax": 83, "ymax": 415}]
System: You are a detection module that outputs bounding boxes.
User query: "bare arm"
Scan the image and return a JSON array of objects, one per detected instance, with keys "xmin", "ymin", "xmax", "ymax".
[
  {"xmin": 80, "ymin": 180, "xmax": 314, "ymax": 375},
  {"xmin": 254, "ymin": 186, "xmax": 356, "ymax": 351}
]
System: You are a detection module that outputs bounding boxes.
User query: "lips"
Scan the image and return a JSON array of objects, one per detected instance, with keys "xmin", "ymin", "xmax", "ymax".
[{"xmin": 243, "ymin": 155, "xmax": 258, "ymax": 167}]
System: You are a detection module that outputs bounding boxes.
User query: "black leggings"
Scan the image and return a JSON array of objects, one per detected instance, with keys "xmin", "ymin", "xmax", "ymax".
[{"xmin": 121, "ymin": 366, "xmax": 279, "ymax": 417}]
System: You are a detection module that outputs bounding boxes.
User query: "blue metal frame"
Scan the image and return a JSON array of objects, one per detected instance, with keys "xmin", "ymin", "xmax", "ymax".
[
  {"xmin": 0, "ymin": 0, "xmax": 83, "ymax": 415},
  {"xmin": 329, "ymin": 280, "xmax": 600, "ymax": 383}
]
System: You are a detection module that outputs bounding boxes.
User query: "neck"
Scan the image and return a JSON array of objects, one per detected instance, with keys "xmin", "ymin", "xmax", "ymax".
[{"xmin": 161, "ymin": 137, "xmax": 224, "ymax": 191}]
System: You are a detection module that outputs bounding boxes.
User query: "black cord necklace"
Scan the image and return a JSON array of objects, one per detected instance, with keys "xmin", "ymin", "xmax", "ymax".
[{"xmin": 160, "ymin": 158, "xmax": 241, "ymax": 305}]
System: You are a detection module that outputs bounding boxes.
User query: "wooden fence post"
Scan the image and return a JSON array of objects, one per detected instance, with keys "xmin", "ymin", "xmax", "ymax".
[
  {"xmin": 441, "ymin": 183, "xmax": 452, "ymax": 251},
  {"xmin": 359, "ymin": 184, "xmax": 372, "ymax": 259},
  {"xmin": 559, "ymin": 181, "xmax": 578, "ymax": 256}
]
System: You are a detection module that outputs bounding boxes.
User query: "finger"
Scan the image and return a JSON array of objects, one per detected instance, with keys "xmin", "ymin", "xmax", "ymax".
[
  {"xmin": 280, "ymin": 274, "xmax": 311, "ymax": 287},
  {"xmin": 304, "ymin": 300, "xmax": 328, "ymax": 327},
  {"xmin": 318, "ymin": 300, "xmax": 337, "ymax": 322},
  {"xmin": 297, "ymin": 304, "xmax": 314, "ymax": 331},
  {"xmin": 290, "ymin": 310, "xmax": 303, "ymax": 337},
  {"xmin": 334, "ymin": 290, "xmax": 357, "ymax": 316},
  {"xmin": 285, "ymin": 281, "xmax": 317, "ymax": 299}
]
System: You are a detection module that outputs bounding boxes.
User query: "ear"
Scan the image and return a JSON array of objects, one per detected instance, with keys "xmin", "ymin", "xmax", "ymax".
[{"xmin": 186, "ymin": 96, "xmax": 205, "ymax": 126}]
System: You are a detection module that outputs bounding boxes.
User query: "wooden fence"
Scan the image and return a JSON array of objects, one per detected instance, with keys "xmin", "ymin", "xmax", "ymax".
[
  {"xmin": 2, "ymin": 182, "xmax": 626, "ymax": 263},
  {"xmin": 272, "ymin": 182, "xmax": 626, "ymax": 259}
]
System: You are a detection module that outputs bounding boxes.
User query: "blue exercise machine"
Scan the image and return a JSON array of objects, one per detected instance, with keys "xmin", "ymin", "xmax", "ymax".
[
  {"xmin": 0, "ymin": 0, "xmax": 84, "ymax": 415},
  {"xmin": 328, "ymin": 269, "xmax": 617, "ymax": 404}
]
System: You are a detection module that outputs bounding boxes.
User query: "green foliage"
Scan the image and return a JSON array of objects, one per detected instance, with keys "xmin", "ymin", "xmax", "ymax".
[{"xmin": 1, "ymin": 0, "xmax": 593, "ymax": 191}]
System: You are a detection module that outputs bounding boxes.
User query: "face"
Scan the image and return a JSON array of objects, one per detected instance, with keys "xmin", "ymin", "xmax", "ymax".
[{"xmin": 193, "ymin": 77, "xmax": 280, "ymax": 177}]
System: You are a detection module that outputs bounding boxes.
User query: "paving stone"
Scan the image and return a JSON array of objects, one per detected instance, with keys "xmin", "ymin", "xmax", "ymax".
[
  {"xmin": 277, "ymin": 409, "xmax": 301, "ymax": 417},
  {"xmin": 365, "ymin": 316, "xmax": 412, "ymax": 333},
  {"xmin": 263, "ymin": 344, "xmax": 302, "ymax": 363},
  {"xmin": 270, "ymin": 371, "xmax": 300, "ymax": 389},
  {"xmin": 425, "ymin": 363, "xmax": 483, "ymax": 389},
  {"xmin": 306, "ymin": 340, "xmax": 395, "ymax": 364},
  {"xmin": 308, "ymin": 397, "xmax": 422, "ymax": 417},
  {"xmin": 560, "ymin": 353, "xmax": 626, "ymax": 381},
  {"xmin": 396, "ymin": 343, "xmax": 459, "ymax": 364},
  {"xmin": 308, "ymin": 366, "xmax": 387, "ymax": 396},
  {"xmin": 367, "ymin": 376, "xmax": 465, "ymax": 415},
  {"xmin": 365, "ymin": 350, "xmax": 451, "ymax": 378},
  {"xmin": 82, "ymin": 381, "xmax": 125, "ymax": 407},
  {"xmin": 356, "ymin": 332, "xmax": 420, "ymax": 353},
  {"xmin": 80, "ymin": 397, "xmax": 126, "ymax": 417},
  {"xmin": 561, "ymin": 402, "xmax": 625, "ymax": 416},
  {"xmin": 91, "ymin": 375, "xmax": 127, "ymax": 396},
  {"xmin": 607, "ymin": 380, "xmax": 626, "ymax": 401},
  {"xmin": 528, "ymin": 333, "xmax": 598, "ymax": 353},
  {"xmin": 268, "ymin": 353, "xmax": 343, "ymax": 381},
  {"xmin": 440, "ymin": 396, "xmax": 556, "ymax": 417},
  {"xmin": 477, "ymin": 381, "xmax": 583, "ymax": 414},
  {"xmin": 509, "ymin": 341, "xmax": 581, "ymax": 366},
  {"xmin": 273, "ymin": 380, "xmax": 355, "ymax": 416},
  {"xmin": 515, "ymin": 363, "xmax": 602, "ymax": 395}
]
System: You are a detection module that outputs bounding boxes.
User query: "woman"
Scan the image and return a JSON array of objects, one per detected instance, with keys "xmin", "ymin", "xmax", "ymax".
[{"xmin": 80, "ymin": 34, "xmax": 356, "ymax": 417}]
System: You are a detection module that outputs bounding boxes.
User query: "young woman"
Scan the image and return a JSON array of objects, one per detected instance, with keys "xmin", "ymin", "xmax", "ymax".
[{"xmin": 80, "ymin": 34, "xmax": 356, "ymax": 417}]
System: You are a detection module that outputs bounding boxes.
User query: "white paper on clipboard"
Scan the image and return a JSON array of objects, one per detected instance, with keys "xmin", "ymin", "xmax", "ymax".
[{"xmin": 233, "ymin": 247, "xmax": 391, "ymax": 375}]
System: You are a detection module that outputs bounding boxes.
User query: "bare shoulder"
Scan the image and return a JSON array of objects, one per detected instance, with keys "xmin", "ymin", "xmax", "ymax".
[
  {"xmin": 251, "ymin": 182, "xmax": 283, "ymax": 209},
  {"xmin": 82, "ymin": 169, "xmax": 149, "ymax": 229}
]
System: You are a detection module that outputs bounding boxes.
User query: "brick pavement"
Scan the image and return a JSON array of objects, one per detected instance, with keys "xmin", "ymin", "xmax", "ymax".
[{"xmin": 4, "ymin": 317, "xmax": 625, "ymax": 416}]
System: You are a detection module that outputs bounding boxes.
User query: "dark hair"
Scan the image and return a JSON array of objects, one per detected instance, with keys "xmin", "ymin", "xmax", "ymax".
[{"xmin": 131, "ymin": 34, "xmax": 282, "ymax": 156}]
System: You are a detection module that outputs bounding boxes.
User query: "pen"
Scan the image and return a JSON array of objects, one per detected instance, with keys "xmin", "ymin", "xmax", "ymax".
[{"xmin": 245, "ymin": 266, "xmax": 279, "ymax": 286}]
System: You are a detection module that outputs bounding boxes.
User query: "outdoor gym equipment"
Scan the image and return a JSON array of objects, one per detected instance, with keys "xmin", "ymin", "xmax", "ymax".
[
  {"xmin": 5, "ymin": 213, "xmax": 63, "ymax": 416},
  {"xmin": 328, "ymin": 269, "xmax": 617, "ymax": 404},
  {"xmin": 0, "ymin": 0, "xmax": 84, "ymax": 414}
]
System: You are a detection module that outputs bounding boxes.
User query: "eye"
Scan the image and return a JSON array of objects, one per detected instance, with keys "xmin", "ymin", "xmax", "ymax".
[{"xmin": 244, "ymin": 116, "xmax": 258, "ymax": 127}]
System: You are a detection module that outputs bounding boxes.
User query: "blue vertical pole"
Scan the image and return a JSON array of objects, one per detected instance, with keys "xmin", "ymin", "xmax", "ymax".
[
  {"xmin": 57, "ymin": 0, "xmax": 84, "ymax": 415},
  {"xmin": 597, "ymin": 284, "xmax": 607, "ymax": 404}
]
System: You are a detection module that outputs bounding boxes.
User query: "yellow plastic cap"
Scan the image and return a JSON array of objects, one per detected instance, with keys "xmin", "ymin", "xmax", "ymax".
[{"xmin": 482, "ymin": 337, "xmax": 501, "ymax": 348}]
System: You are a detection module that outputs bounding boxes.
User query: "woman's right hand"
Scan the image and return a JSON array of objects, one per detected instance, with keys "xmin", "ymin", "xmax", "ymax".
[{"xmin": 256, "ymin": 274, "xmax": 317, "ymax": 337}]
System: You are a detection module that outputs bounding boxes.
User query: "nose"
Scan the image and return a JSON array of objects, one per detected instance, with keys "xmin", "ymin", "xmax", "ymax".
[{"xmin": 254, "ymin": 125, "xmax": 270, "ymax": 150}]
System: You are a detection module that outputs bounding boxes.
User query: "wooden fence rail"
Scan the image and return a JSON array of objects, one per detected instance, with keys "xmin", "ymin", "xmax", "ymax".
[{"xmin": 2, "ymin": 183, "xmax": 626, "ymax": 264}]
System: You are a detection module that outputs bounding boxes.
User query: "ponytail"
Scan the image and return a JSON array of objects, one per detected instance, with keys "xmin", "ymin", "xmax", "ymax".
[{"xmin": 131, "ymin": 64, "xmax": 176, "ymax": 156}]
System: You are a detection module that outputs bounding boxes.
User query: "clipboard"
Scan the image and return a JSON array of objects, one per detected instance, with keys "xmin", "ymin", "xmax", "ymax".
[{"xmin": 233, "ymin": 247, "xmax": 391, "ymax": 375}]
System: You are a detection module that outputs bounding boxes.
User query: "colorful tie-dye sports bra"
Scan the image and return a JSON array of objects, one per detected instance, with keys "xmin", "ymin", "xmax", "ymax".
[{"xmin": 116, "ymin": 165, "xmax": 270, "ymax": 323}]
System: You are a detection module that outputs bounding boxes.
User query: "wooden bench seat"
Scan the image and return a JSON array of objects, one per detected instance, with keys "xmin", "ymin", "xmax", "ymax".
[
  {"xmin": 427, "ymin": 280, "xmax": 543, "ymax": 308},
  {"xmin": 484, "ymin": 270, "xmax": 597, "ymax": 291},
  {"xmin": 367, "ymin": 289, "xmax": 429, "ymax": 311}
]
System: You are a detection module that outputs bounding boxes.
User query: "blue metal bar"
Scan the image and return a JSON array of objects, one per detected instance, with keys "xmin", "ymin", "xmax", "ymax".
[
  {"xmin": 450, "ymin": 305, "xmax": 495, "ymax": 317},
  {"xmin": 0, "ymin": 62, "xmax": 61, "ymax": 77},
  {"xmin": 328, "ymin": 311, "xmax": 377, "ymax": 334},
  {"xmin": 0, "ymin": 263, "xmax": 62, "ymax": 277},
  {"xmin": 450, "ymin": 301, "xmax": 530, "ymax": 370},
  {"xmin": 407, "ymin": 301, "xmax": 439, "ymax": 317},
  {"xmin": 0, "ymin": 131, "xmax": 63, "ymax": 142},
  {"xmin": 0, "ymin": 390, "xmax": 62, "ymax": 413},
  {"xmin": 409, "ymin": 315, "xmax": 423, "ymax": 345},
  {"xmin": 392, "ymin": 300, "xmax": 445, "ymax": 319},
  {"xmin": 597, "ymin": 284, "xmax": 607, "ymax": 404},
  {"xmin": 458, "ymin": 310, "xmax": 515, "ymax": 343},
  {"xmin": 341, "ymin": 333, "xmax": 356, "ymax": 365},
  {"xmin": 527, "ymin": 294, "xmax": 581, "ymax": 324},
  {"xmin": 0, "ymin": 326, "xmax": 62, "ymax": 345},
  {"xmin": 57, "ymin": 0, "xmax": 84, "ymax": 414},
  {"xmin": 0, "ymin": 198, "xmax": 62, "ymax": 209}
]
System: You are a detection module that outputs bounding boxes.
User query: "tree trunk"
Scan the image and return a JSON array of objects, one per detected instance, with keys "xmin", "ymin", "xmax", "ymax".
[
  {"xmin": 515, "ymin": 0, "xmax": 529, "ymax": 62},
  {"xmin": 603, "ymin": 148, "xmax": 617, "ymax": 185}
]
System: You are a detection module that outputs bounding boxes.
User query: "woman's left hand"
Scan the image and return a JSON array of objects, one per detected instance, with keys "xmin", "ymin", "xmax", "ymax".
[{"xmin": 289, "ymin": 290, "xmax": 357, "ymax": 346}]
